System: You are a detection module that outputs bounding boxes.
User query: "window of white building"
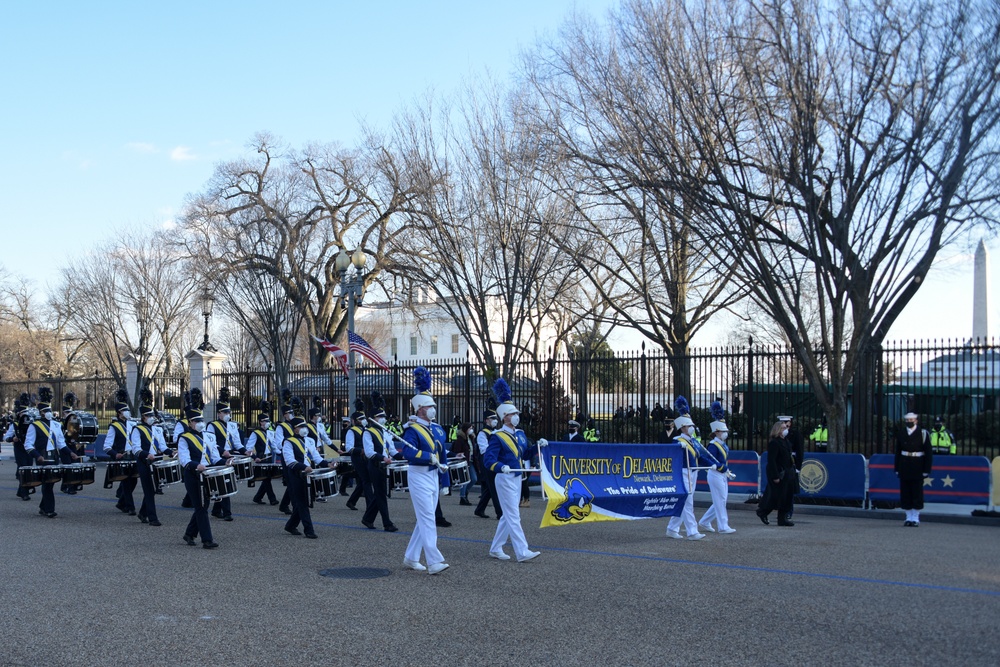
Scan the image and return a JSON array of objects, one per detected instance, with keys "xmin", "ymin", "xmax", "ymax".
[
  {"xmin": 410, "ymin": 336, "xmax": 417, "ymax": 356},
  {"xmin": 431, "ymin": 335, "xmax": 438, "ymax": 355},
  {"xmin": 451, "ymin": 333, "xmax": 460, "ymax": 354}
]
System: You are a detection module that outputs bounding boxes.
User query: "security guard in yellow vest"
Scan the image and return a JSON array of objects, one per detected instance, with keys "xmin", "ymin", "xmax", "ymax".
[
  {"xmin": 810, "ymin": 416, "xmax": 829, "ymax": 452},
  {"xmin": 583, "ymin": 418, "xmax": 600, "ymax": 442},
  {"xmin": 930, "ymin": 417, "xmax": 956, "ymax": 455}
]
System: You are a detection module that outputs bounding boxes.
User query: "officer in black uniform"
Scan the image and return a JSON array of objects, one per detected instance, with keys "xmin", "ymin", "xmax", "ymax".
[
  {"xmin": 564, "ymin": 419, "xmax": 585, "ymax": 442},
  {"xmin": 895, "ymin": 412, "xmax": 933, "ymax": 527}
]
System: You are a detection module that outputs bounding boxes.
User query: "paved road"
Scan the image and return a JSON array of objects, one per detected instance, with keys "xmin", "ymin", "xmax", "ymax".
[{"xmin": 1, "ymin": 460, "xmax": 998, "ymax": 667}]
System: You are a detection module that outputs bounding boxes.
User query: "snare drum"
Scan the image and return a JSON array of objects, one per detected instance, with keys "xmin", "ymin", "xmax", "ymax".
[
  {"xmin": 229, "ymin": 455, "xmax": 254, "ymax": 481},
  {"xmin": 40, "ymin": 465, "xmax": 65, "ymax": 484},
  {"xmin": 107, "ymin": 460, "xmax": 137, "ymax": 481},
  {"xmin": 62, "ymin": 463, "xmax": 96, "ymax": 487},
  {"xmin": 448, "ymin": 460, "xmax": 471, "ymax": 488},
  {"xmin": 308, "ymin": 468, "xmax": 340, "ymax": 500},
  {"xmin": 17, "ymin": 466, "xmax": 46, "ymax": 488},
  {"xmin": 336, "ymin": 455, "xmax": 354, "ymax": 476},
  {"xmin": 202, "ymin": 466, "xmax": 239, "ymax": 501},
  {"xmin": 153, "ymin": 459, "xmax": 182, "ymax": 486},
  {"xmin": 388, "ymin": 462, "xmax": 408, "ymax": 492},
  {"xmin": 252, "ymin": 462, "xmax": 283, "ymax": 482}
]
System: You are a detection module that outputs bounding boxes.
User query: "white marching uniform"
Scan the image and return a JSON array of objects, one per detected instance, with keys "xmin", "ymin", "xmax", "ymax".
[
  {"xmin": 698, "ymin": 437, "xmax": 732, "ymax": 532},
  {"xmin": 484, "ymin": 426, "xmax": 533, "ymax": 560}
]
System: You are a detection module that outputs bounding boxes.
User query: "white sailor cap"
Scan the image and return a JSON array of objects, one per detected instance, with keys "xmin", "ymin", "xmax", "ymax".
[
  {"xmin": 904, "ymin": 412, "xmax": 918, "ymax": 420},
  {"xmin": 777, "ymin": 415, "xmax": 793, "ymax": 422}
]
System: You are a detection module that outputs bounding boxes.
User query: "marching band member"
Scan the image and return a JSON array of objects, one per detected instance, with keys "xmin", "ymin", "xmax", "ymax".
[
  {"xmin": 177, "ymin": 405, "xmax": 221, "ymax": 549},
  {"xmin": 698, "ymin": 402, "xmax": 737, "ymax": 535},
  {"xmin": 207, "ymin": 387, "xmax": 239, "ymax": 521},
  {"xmin": 59, "ymin": 392, "xmax": 83, "ymax": 495},
  {"xmin": 306, "ymin": 396, "xmax": 333, "ymax": 502},
  {"xmin": 474, "ymin": 409, "xmax": 503, "ymax": 520},
  {"xmin": 249, "ymin": 401, "xmax": 279, "ymax": 505},
  {"xmin": 130, "ymin": 387, "xmax": 171, "ymax": 527},
  {"xmin": 401, "ymin": 367, "xmax": 449, "ymax": 574},
  {"xmin": 175, "ymin": 389, "xmax": 202, "ymax": 508},
  {"xmin": 281, "ymin": 416, "xmax": 330, "ymax": 539},
  {"xmin": 103, "ymin": 388, "xmax": 138, "ymax": 516},
  {"xmin": 23, "ymin": 387, "xmax": 79, "ymax": 518},
  {"xmin": 6, "ymin": 393, "xmax": 36, "ymax": 501},
  {"xmin": 361, "ymin": 391, "xmax": 398, "ymax": 532},
  {"xmin": 343, "ymin": 404, "xmax": 370, "ymax": 512},
  {"xmin": 276, "ymin": 391, "xmax": 299, "ymax": 515},
  {"xmin": 666, "ymin": 397, "xmax": 720, "ymax": 541},
  {"xmin": 483, "ymin": 379, "xmax": 540, "ymax": 563}
]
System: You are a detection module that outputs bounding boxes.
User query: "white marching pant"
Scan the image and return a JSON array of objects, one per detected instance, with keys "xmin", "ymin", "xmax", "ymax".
[
  {"xmin": 667, "ymin": 468, "xmax": 700, "ymax": 536},
  {"xmin": 491, "ymin": 471, "xmax": 531, "ymax": 558},
  {"xmin": 404, "ymin": 466, "xmax": 445, "ymax": 566},
  {"xmin": 699, "ymin": 469, "xmax": 730, "ymax": 531}
]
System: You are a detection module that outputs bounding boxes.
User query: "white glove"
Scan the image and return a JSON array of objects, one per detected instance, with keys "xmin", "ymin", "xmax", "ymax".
[
  {"xmin": 501, "ymin": 465, "xmax": 511, "ymax": 474},
  {"xmin": 537, "ymin": 438, "xmax": 549, "ymax": 448},
  {"xmin": 726, "ymin": 471, "xmax": 737, "ymax": 481},
  {"xmin": 431, "ymin": 454, "xmax": 440, "ymax": 466}
]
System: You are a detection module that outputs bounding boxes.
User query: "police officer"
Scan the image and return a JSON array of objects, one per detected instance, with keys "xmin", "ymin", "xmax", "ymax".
[
  {"xmin": 895, "ymin": 412, "xmax": 933, "ymax": 527},
  {"xmin": 177, "ymin": 405, "xmax": 221, "ymax": 548},
  {"xmin": 282, "ymin": 417, "xmax": 331, "ymax": 539},
  {"xmin": 930, "ymin": 417, "xmax": 957, "ymax": 455},
  {"xmin": 810, "ymin": 415, "xmax": 829, "ymax": 452},
  {"xmin": 103, "ymin": 388, "xmax": 138, "ymax": 516},
  {"xmin": 484, "ymin": 378, "xmax": 541, "ymax": 563},
  {"xmin": 131, "ymin": 389, "xmax": 171, "ymax": 527},
  {"xmin": 23, "ymin": 387, "xmax": 79, "ymax": 518},
  {"xmin": 400, "ymin": 367, "xmax": 449, "ymax": 574},
  {"xmin": 583, "ymin": 418, "xmax": 600, "ymax": 442}
]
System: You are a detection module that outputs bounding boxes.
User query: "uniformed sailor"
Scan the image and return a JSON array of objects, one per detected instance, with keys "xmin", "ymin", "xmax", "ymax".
[{"xmin": 895, "ymin": 412, "xmax": 933, "ymax": 527}]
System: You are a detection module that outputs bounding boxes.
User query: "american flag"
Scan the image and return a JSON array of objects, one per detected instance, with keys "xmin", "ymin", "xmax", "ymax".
[
  {"xmin": 313, "ymin": 336, "xmax": 350, "ymax": 376},
  {"xmin": 348, "ymin": 331, "xmax": 390, "ymax": 371}
]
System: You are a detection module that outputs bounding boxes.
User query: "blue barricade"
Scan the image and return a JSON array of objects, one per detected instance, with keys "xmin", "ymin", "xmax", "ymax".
[
  {"xmin": 869, "ymin": 454, "xmax": 991, "ymax": 506},
  {"xmin": 695, "ymin": 450, "xmax": 760, "ymax": 493},
  {"xmin": 760, "ymin": 452, "xmax": 867, "ymax": 501}
]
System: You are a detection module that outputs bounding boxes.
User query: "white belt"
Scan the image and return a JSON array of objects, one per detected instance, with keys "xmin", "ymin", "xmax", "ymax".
[{"xmin": 900, "ymin": 451, "xmax": 924, "ymax": 457}]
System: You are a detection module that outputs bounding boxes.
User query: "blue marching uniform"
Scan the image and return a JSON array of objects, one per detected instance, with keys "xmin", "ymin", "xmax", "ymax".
[
  {"xmin": 401, "ymin": 419, "xmax": 448, "ymax": 568},
  {"xmin": 484, "ymin": 426, "xmax": 535, "ymax": 560},
  {"xmin": 667, "ymin": 433, "xmax": 719, "ymax": 538},
  {"xmin": 698, "ymin": 437, "xmax": 734, "ymax": 533}
]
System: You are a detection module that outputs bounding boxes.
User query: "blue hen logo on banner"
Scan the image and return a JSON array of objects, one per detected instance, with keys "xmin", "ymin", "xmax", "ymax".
[{"xmin": 540, "ymin": 441, "xmax": 688, "ymax": 528}]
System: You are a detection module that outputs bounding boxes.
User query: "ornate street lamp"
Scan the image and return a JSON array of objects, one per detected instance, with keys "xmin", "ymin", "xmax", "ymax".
[
  {"xmin": 337, "ymin": 247, "xmax": 367, "ymax": 408},
  {"xmin": 197, "ymin": 286, "xmax": 217, "ymax": 352}
]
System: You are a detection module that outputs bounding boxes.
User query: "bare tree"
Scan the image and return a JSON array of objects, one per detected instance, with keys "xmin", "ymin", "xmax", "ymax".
[
  {"xmin": 394, "ymin": 83, "xmax": 585, "ymax": 381},
  {"xmin": 0, "ymin": 271, "xmax": 67, "ymax": 378},
  {"xmin": 524, "ymin": 3, "xmax": 746, "ymax": 400},
  {"xmin": 645, "ymin": 0, "xmax": 1000, "ymax": 450},
  {"xmin": 178, "ymin": 132, "xmax": 429, "ymax": 367}
]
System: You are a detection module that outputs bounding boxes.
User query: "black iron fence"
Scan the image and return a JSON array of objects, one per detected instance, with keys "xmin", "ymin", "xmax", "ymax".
[
  {"xmin": 200, "ymin": 338, "xmax": 1000, "ymax": 459},
  {"xmin": 0, "ymin": 373, "xmax": 187, "ymax": 437},
  {"xmin": 8, "ymin": 339, "xmax": 995, "ymax": 458}
]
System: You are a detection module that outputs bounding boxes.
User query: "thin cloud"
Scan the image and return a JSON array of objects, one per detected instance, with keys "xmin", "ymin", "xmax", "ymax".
[
  {"xmin": 170, "ymin": 146, "xmax": 197, "ymax": 161},
  {"xmin": 126, "ymin": 142, "xmax": 157, "ymax": 154}
]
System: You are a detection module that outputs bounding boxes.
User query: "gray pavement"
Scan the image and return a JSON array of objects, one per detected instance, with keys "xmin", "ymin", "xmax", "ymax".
[{"xmin": 1, "ymin": 459, "xmax": 998, "ymax": 667}]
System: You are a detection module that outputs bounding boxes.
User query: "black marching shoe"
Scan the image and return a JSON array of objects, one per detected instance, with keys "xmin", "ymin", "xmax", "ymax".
[
  {"xmin": 285, "ymin": 527, "xmax": 302, "ymax": 536},
  {"xmin": 778, "ymin": 519, "xmax": 795, "ymax": 527},
  {"xmin": 436, "ymin": 518, "xmax": 452, "ymax": 528},
  {"xmin": 269, "ymin": 499, "xmax": 279, "ymax": 506},
  {"xmin": 183, "ymin": 535, "xmax": 196, "ymax": 546},
  {"xmin": 756, "ymin": 509, "xmax": 770, "ymax": 525},
  {"xmin": 384, "ymin": 524, "xmax": 399, "ymax": 532},
  {"xmin": 202, "ymin": 541, "xmax": 220, "ymax": 549},
  {"xmin": 345, "ymin": 502, "xmax": 357, "ymax": 511},
  {"xmin": 252, "ymin": 498, "xmax": 266, "ymax": 505},
  {"xmin": 474, "ymin": 511, "xmax": 489, "ymax": 519},
  {"xmin": 149, "ymin": 520, "xmax": 162, "ymax": 527},
  {"xmin": 137, "ymin": 514, "xmax": 149, "ymax": 524},
  {"xmin": 459, "ymin": 498, "xmax": 472, "ymax": 506},
  {"xmin": 362, "ymin": 520, "xmax": 376, "ymax": 530},
  {"xmin": 304, "ymin": 532, "xmax": 318, "ymax": 539}
]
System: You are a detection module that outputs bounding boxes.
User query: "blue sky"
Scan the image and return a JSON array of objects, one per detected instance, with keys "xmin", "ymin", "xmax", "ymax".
[{"xmin": 0, "ymin": 0, "xmax": 995, "ymax": 347}]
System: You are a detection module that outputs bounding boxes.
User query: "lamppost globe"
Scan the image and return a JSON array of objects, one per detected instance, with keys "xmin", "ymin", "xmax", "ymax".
[
  {"xmin": 335, "ymin": 248, "xmax": 351, "ymax": 273},
  {"xmin": 197, "ymin": 286, "xmax": 217, "ymax": 352},
  {"xmin": 351, "ymin": 248, "xmax": 367, "ymax": 269}
]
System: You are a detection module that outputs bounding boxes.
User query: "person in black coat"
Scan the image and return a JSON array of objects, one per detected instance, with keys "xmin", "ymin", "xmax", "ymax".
[
  {"xmin": 895, "ymin": 412, "xmax": 933, "ymax": 527},
  {"xmin": 756, "ymin": 421, "xmax": 796, "ymax": 526},
  {"xmin": 779, "ymin": 415, "xmax": 804, "ymax": 521}
]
